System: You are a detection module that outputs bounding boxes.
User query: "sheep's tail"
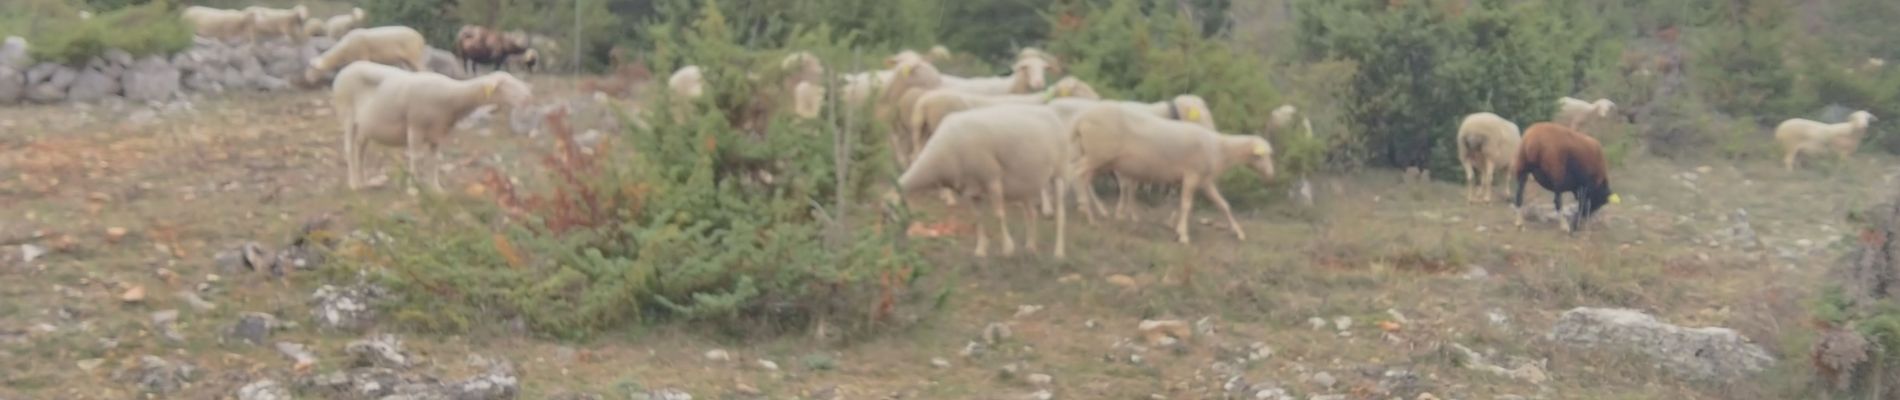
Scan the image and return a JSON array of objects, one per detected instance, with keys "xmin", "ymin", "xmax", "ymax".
[{"xmin": 1459, "ymin": 129, "xmax": 1485, "ymax": 158}]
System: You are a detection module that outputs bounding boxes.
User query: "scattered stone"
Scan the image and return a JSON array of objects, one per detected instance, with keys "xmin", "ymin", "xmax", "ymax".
[
  {"xmin": 66, "ymin": 68, "xmax": 119, "ymax": 102},
  {"xmin": 1308, "ymin": 317, "xmax": 1328, "ymax": 330},
  {"xmin": 1026, "ymin": 389, "xmax": 1054, "ymax": 400},
  {"xmin": 1548, "ymin": 307, "xmax": 1774, "ymax": 381},
  {"xmin": 648, "ymin": 388, "xmax": 693, "ymax": 400},
  {"xmin": 1253, "ymin": 387, "xmax": 1293, "ymax": 400},
  {"xmin": 1309, "ymin": 371, "xmax": 1337, "ymax": 389},
  {"xmin": 77, "ymin": 358, "xmax": 105, "ymax": 372},
  {"xmin": 930, "ymin": 357, "xmax": 951, "ymax": 368},
  {"xmin": 1416, "ymin": 393, "xmax": 1441, "ymax": 400},
  {"xmin": 997, "ymin": 362, "xmax": 1023, "ymax": 380},
  {"xmin": 20, "ymin": 244, "xmax": 45, "ymax": 263},
  {"xmin": 1084, "ymin": 319, "xmax": 1099, "ymax": 329},
  {"xmin": 1249, "ymin": 342, "xmax": 1274, "ymax": 361},
  {"xmin": 755, "ymin": 359, "xmax": 779, "ymax": 371},
  {"xmin": 983, "ymin": 322, "xmax": 1013, "ymax": 345},
  {"xmin": 175, "ymin": 291, "xmax": 216, "ymax": 311},
  {"xmin": 1014, "ymin": 305, "xmax": 1044, "ymax": 319},
  {"xmin": 1309, "ymin": 395, "xmax": 1346, "ymax": 400},
  {"xmin": 704, "ymin": 349, "xmax": 731, "ymax": 362},
  {"xmin": 123, "ymin": 355, "xmax": 195, "ymax": 394},
  {"xmin": 120, "ymin": 285, "xmax": 147, "ymax": 303},
  {"xmin": 298, "ymin": 367, "xmax": 405, "ymax": 398},
  {"xmin": 1027, "ymin": 373, "xmax": 1054, "ymax": 386},
  {"xmin": 1137, "ymin": 319, "xmax": 1191, "ymax": 346},
  {"xmin": 733, "ymin": 383, "xmax": 762, "ymax": 396},
  {"xmin": 346, "ymin": 334, "xmax": 410, "ymax": 368},
  {"xmin": 310, "ymin": 283, "xmax": 385, "ymax": 331},
  {"xmin": 439, "ymin": 361, "xmax": 520, "ymax": 400},
  {"xmin": 275, "ymin": 342, "xmax": 319, "ymax": 372},
  {"xmin": 1461, "ymin": 266, "xmax": 1489, "ymax": 280},
  {"xmin": 237, "ymin": 379, "xmax": 290, "ymax": 400},
  {"xmin": 151, "ymin": 309, "xmax": 179, "ymax": 326},
  {"xmin": 1448, "ymin": 343, "xmax": 1547, "ymax": 383},
  {"xmin": 960, "ymin": 341, "xmax": 987, "ymax": 358},
  {"xmin": 1332, "ymin": 316, "xmax": 1352, "ymax": 331},
  {"xmin": 1105, "ymin": 274, "xmax": 1139, "ymax": 290},
  {"xmin": 230, "ymin": 312, "xmax": 278, "ymax": 345}
]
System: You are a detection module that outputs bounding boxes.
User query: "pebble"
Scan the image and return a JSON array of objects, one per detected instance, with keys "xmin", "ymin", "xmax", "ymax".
[
  {"xmin": 173, "ymin": 291, "xmax": 215, "ymax": 311},
  {"xmin": 930, "ymin": 357, "xmax": 951, "ymax": 368},
  {"xmin": 1027, "ymin": 389, "xmax": 1054, "ymax": 400},
  {"xmin": 76, "ymin": 358, "xmax": 105, "ymax": 372},
  {"xmin": 755, "ymin": 359, "xmax": 779, "ymax": 371},
  {"xmin": 704, "ymin": 349, "xmax": 731, "ymax": 362},
  {"xmin": 20, "ymin": 244, "xmax": 46, "ymax": 263},
  {"xmin": 1332, "ymin": 316, "xmax": 1352, "ymax": 331},
  {"xmin": 106, "ymin": 227, "xmax": 129, "ymax": 242},
  {"xmin": 1310, "ymin": 371, "xmax": 1337, "ymax": 389},
  {"xmin": 1308, "ymin": 317, "xmax": 1328, "ymax": 330},
  {"xmin": 983, "ymin": 322, "xmax": 1012, "ymax": 344},
  {"xmin": 1106, "ymin": 274, "xmax": 1139, "ymax": 290},
  {"xmin": 151, "ymin": 309, "xmax": 179, "ymax": 326},
  {"xmin": 1014, "ymin": 305, "xmax": 1044, "ymax": 319},
  {"xmin": 121, "ymin": 285, "xmax": 147, "ymax": 303},
  {"xmin": 1027, "ymin": 373, "xmax": 1054, "ymax": 386}
]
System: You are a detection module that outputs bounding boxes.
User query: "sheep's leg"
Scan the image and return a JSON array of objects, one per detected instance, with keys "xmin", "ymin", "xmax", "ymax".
[
  {"xmin": 405, "ymin": 127, "xmax": 423, "ymax": 190},
  {"xmin": 1480, "ymin": 162, "xmax": 1497, "ymax": 203},
  {"xmin": 1039, "ymin": 188, "xmax": 1054, "ymax": 217},
  {"xmin": 343, "ymin": 120, "xmax": 359, "ymax": 190},
  {"xmin": 430, "ymin": 141, "xmax": 446, "ymax": 192},
  {"xmin": 1462, "ymin": 161, "xmax": 1476, "ymax": 202},
  {"xmin": 973, "ymin": 212, "xmax": 990, "ymax": 258},
  {"xmin": 989, "ymin": 180, "xmax": 1015, "ymax": 256},
  {"xmin": 1554, "ymin": 192, "xmax": 1569, "ymax": 232},
  {"xmin": 1176, "ymin": 176, "xmax": 1199, "ymax": 244},
  {"xmin": 1783, "ymin": 150, "xmax": 1797, "ymax": 172},
  {"xmin": 1022, "ymin": 203, "xmax": 1039, "ymax": 253},
  {"xmin": 1115, "ymin": 174, "xmax": 1136, "ymax": 221},
  {"xmin": 1512, "ymin": 170, "xmax": 1530, "ymax": 229},
  {"xmin": 1054, "ymin": 176, "xmax": 1067, "ymax": 259},
  {"xmin": 1069, "ymin": 161, "xmax": 1100, "ymax": 225},
  {"xmin": 1201, "ymin": 183, "xmax": 1245, "ymax": 241},
  {"xmin": 940, "ymin": 188, "xmax": 958, "ymax": 206}
]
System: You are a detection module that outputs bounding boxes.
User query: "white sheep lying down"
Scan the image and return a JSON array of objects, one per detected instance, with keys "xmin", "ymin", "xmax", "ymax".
[
  {"xmin": 337, "ymin": 66, "xmax": 533, "ymax": 190},
  {"xmin": 306, "ymin": 26, "xmax": 429, "ymax": 83},
  {"xmin": 1069, "ymin": 103, "xmax": 1274, "ymax": 244},
  {"xmin": 1775, "ymin": 110, "xmax": 1877, "ymax": 171},
  {"xmin": 898, "ymin": 105, "xmax": 1071, "ymax": 258},
  {"xmin": 1456, "ymin": 112, "xmax": 1522, "ymax": 203}
]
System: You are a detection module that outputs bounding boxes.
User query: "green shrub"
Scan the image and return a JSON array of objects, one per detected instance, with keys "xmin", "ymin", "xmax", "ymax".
[
  {"xmin": 10, "ymin": 1, "xmax": 189, "ymax": 65},
  {"xmin": 1685, "ymin": 0, "xmax": 1812, "ymax": 126},
  {"xmin": 362, "ymin": 0, "xmax": 462, "ymax": 52},
  {"xmin": 357, "ymin": 1, "xmax": 930, "ymax": 340}
]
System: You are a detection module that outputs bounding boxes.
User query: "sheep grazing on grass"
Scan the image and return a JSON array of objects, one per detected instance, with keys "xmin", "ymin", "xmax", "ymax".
[
  {"xmin": 329, "ymin": 62, "xmax": 416, "ymax": 190},
  {"xmin": 1512, "ymin": 122, "xmax": 1618, "ymax": 233},
  {"xmin": 305, "ymin": 26, "xmax": 428, "ymax": 83},
  {"xmin": 1050, "ymin": 95, "xmax": 1218, "ymax": 217},
  {"xmin": 1776, "ymin": 110, "xmax": 1877, "ymax": 171},
  {"xmin": 1457, "ymin": 112, "xmax": 1523, "ymax": 203},
  {"xmin": 244, "ymin": 5, "xmax": 310, "ymax": 43},
  {"xmin": 897, "ymin": 105, "xmax": 1070, "ymax": 258},
  {"xmin": 341, "ymin": 70, "xmax": 533, "ymax": 191},
  {"xmin": 181, "ymin": 6, "xmax": 258, "ymax": 42},
  {"xmin": 322, "ymin": 7, "xmax": 367, "ymax": 38},
  {"xmin": 454, "ymin": 25, "xmax": 533, "ymax": 75},
  {"xmin": 1555, "ymin": 97, "xmax": 1616, "ymax": 129},
  {"xmin": 1069, "ymin": 104, "xmax": 1274, "ymax": 243}
]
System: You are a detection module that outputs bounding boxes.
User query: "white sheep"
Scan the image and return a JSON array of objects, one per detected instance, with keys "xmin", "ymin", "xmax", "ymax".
[
  {"xmin": 305, "ymin": 26, "xmax": 429, "ymax": 83},
  {"xmin": 342, "ymin": 70, "xmax": 533, "ymax": 191},
  {"xmin": 897, "ymin": 105, "xmax": 1070, "ymax": 258},
  {"xmin": 323, "ymin": 7, "xmax": 367, "ymax": 38},
  {"xmin": 1456, "ymin": 112, "xmax": 1522, "ymax": 203},
  {"xmin": 908, "ymin": 76, "xmax": 1103, "ymax": 157},
  {"xmin": 793, "ymin": 80, "xmax": 824, "ymax": 120},
  {"xmin": 1775, "ymin": 110, "xmax": 1877, "ymax": 171},
  {"xmin": 330, "ymin": 62, "xmax": 417, "ymax": 190},
  {"xmin": 667, "ymin": 65, "xmax": 705, "ymax": 99},
  {"xmin": 181, "ymin": 6, "xmax": 258, "ymax": 42},
  {"xmin": 1048, "ymin": 95, "xmax": 1218, "ymax": 218},
  {"xmin": 1555, "ymin": 97, "xmax": 1616, "ymax": 129},
  {"xmin": 1269, "ymin": 104, "xmax": 1313, "ymax": 138},
  {"xmin": 303, "ymin": 18, "xmax": 325, "ymax": 38},
  {"xmin": 1069, "ymin": 103, "xmax": 1273, "ymax": 244},
  {"xmin": 936, "ymin": 55, "xmax": 1054, "ymax": 95},
  {"xmin": 244, "ymin": 5, "xmax": 310, "ymax": 43}
]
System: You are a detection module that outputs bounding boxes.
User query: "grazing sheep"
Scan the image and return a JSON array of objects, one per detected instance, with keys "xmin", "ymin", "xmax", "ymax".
[
  {"xmin": 1776, "ymin": 110, "xmax": 1877, "ymax": 171},
  {"xmin": 322, "ymin": 7, "xmax": 367, "ymax": 38},
  {"xmin": 243, "ymin": 5, "xmax": 310, "ymax": 43},
  {"xmin": 793, "ymin": 81, "xmax": 825, "ymax": 120},
  {"xmin": 344, "ymin": 71, "xmax": 533, "ymax": 191},
  {"xmin": 897, "ymin": 105, "xmax": 1070, "ymax": 258},
  {"xmin": 1049, "ymin": 95, "xmax": 1219, "ymax": 218},
  {"xmin": 305, "ymin": 26, "xmax": 429, "ymax": 83},
  {"xmin": 180, "ymin": 6, "xmax": 258, "ymax": 42},
  {"xmin": 1069, "ymin": 104, "xmax": 1274, "ymax": 244},
  {"xmin": 330, "ymin": 62, "xmax": 417, "ymax": 190},
  {"xmin": 908, "ymin": 76, "xmax": 1103, "ymax": 157},
  {"xmin": 1456, "ymin": 112, "xmax": 1523, "ymax": 203},
  {"xmin": 1555, "ymin": 97, "xmax": 1616, "ymax": 129},
  {"xmin": 1512, "ymin": 122, "xmax": 1618, "ymax": 233}
]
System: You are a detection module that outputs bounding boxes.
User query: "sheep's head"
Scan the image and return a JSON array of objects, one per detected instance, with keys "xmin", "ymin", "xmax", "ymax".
[
  {"xmin": 1018, "ymin": 47, "xmax": 1062, "ymax": 75},
  {"xmin": 927, "ymin": 45, "xmax": 952, "ymax": 61},
  {"xmin": 1270, "ymin": 105, "xmax": 1299, "ymax": 127},
  {"xmin": 1593, "ymin": 99, "xmax": 1616, "ymax": 117},
  {"xmin": 293, "ymin": 5, "xmax": 309, "ymax": 19},
  {"xmin": 520, "ymin": 49, "xmax": 540, "ymax": 72},
  {"xmin": 1048, "ymin": 77, "xmax": 1099, "ymax": 100},
  {"xmin": 779, "ymin": 52, "xmax": 824, "ymax": 84},
  {"xmin": 481, "ymin": 72, "xmax": 534, "ymax": 108},
  {"xmin": 1011, "ymin": 57, "xmax": 1053, "ymax": 92},
  {"xmin": 352, "ymin": 7, "xmax": 366, "ymax": 20},
  {"xmin": 668, "ymin": 66, "xmax": 705, "ymax": 99},
  {"xmin": 886, "ymin": 50, "xmax": 925, "ymax": 69},
  {"xmin": 1172, "ymin": 95, "xmax": 1216, "ymax": 130},
  {"xmin": 1851, "ymin": 110, "xmax": 1878, "ymax": 128},
  {"xmin": 1235, "ymin": 136, "xmax": 1276, "ymax": 180}
]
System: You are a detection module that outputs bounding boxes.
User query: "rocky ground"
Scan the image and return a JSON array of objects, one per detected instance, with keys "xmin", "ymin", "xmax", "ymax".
[{"xmin": 0, "ymin": 77, "xmax": 1894, "ymax": 399}]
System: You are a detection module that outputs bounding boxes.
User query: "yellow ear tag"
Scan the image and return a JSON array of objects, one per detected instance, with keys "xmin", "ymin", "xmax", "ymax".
[
  {"xmin": 899, "ymin": 65, "xmax": 913, "ymax": 78},
  {"xmin": 1185, "ymin": 108, "xmax": 1202, "ymax": 122},
  {"xmin": 1609, "ymin": 194, "xmax": 1621, "ymax": 204},
  {"xmin": 1252, "ymin": 143, "xmax": 1268, "ymax": 156},
  {"xmin": 483, "ymin": 82, "xmax": 497, "ymax": 98},
  {"xmin": 1056, "ymin": 86, "xmax": 1070, "ymax": 97}
]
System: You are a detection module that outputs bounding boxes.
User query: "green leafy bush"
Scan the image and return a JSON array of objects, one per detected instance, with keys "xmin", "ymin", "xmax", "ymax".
[
  {"xmin": 361, "ymin": 0, "xmax": 462, "ymax": 52},
  {"xmin": 358, "ymin": 0, "xmax": 930, "ymax": 340},
  {"xmin": 6, "ymin": 1, "xmax": 190, "ymax": 65}
]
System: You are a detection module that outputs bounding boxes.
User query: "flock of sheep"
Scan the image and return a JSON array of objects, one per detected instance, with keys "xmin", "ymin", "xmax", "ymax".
[{"xmin": 167, "ymin": 4, "xmax": 1884, "ymax": 259}]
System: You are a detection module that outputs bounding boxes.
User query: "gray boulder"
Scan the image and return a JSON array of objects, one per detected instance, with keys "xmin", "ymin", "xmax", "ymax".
[
  {"xmin": 26, "ymin": 63, "xmax": 76, "ymax": 103},
  {"xmin": 183, "ymin": 71, "xmax": 222, "ymax": 93},
  {"xmin": 0, "ymin": 65, "xmax": 22, "ymax": 104},
  {"xmin": 237, "ymin": 379, "xmax": 290, "ymax": 400},
  {"xmin": 103, "ymin": 48, "xmax": 135, "ymax": 68},
  {"xmin": 1548, "ymin": 307, "xmax": 1774, "ymax": 381},
  {"xmin": 124, "ymin": 56, "xmax": 181, "ymax": 102},
  {"xmin": 218, "ymin": 66, "xmax": 250, "ymax": 90},
  {"xmin": 0, "ymin": 36, "xmax": 28, "ymax": 69},
  {"xmin": 67, "ymin": 68, "xmax": 121, "ymax": 102}
]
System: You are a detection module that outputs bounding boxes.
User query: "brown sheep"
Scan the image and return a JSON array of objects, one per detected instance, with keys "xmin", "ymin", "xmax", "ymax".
[{"xmin": 1511, "ymin": 123, "xmax": 1620, "ymax": 233}]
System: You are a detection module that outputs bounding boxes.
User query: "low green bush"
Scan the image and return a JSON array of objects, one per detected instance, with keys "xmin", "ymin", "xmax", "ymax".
[{"xmin": 15, "ymin": 1, "xmax": 190, "ymax": 65}]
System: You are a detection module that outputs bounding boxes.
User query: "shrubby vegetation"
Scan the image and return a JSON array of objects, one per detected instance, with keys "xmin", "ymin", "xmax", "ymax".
[{"xmin": 0, "ymin": 0, "xmax": 191, "ymax": 64}]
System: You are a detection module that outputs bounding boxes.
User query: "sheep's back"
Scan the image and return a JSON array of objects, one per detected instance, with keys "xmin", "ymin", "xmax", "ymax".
[
  {"xmin": 1517, "ymin": 123, "xmax": 1607, "ymax": 192},
  {"xmin": 904, "ymin": 106, "xmax": 1066, "ymax": 199}
]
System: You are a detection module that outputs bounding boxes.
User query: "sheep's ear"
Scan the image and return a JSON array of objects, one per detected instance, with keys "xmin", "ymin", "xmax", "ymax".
[{"xmin": 484, "ymin": 81, "xmax": 498, "ymax": 98}]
